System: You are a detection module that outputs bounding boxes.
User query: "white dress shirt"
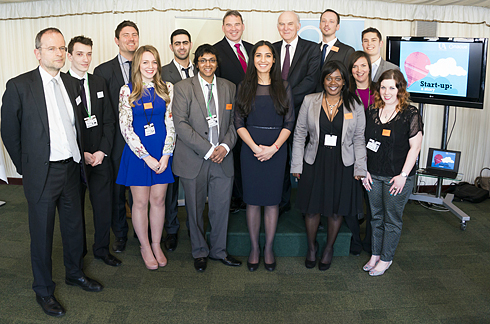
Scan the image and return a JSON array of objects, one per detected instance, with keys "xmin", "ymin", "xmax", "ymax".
[
  {"xmin": 280, "ymin": 36, "xmax": 299, "ymax": 70},
  {"xmin": 371, "ymin": 56, "xmax": 382, "ymax": 81},
  {"xmin": 172, "ymin": 59, "xmax": 194, "ymax": 80},
  {"xmin": 321, "ymin": 37, "xmax": 338, "ymax": 62},
  {"xmin": 118, "ymin": 53, "xmax": 131, "ymax": 84},
  {"xmin": 225, "ymin": 37, "xmax": 249, "ymax": 63},
  {"xmin": 69, "ymin": 69, "xmax": 91, "ymax": 115}
]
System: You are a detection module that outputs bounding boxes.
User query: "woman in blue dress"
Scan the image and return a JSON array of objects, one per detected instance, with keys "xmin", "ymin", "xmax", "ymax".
[{"xmin": 117, "ymin": 45, "xmax": 175, "ymax": 270}]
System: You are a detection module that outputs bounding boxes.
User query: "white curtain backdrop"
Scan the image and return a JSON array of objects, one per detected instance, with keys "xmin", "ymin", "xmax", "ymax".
[{"xmin": 1, "ymin": 0, "xmax": 490, "ymax": 184}]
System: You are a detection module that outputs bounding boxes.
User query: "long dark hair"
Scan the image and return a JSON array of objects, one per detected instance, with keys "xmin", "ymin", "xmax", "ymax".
[
  {"xmin": 321, "ymin": 60, "xmax": 360, "ymax": 112},
  {"xmin": 236, "ymin": 40, "xmax": 290, "ymax": 116},
  {"xmin": 348, "ymin": 51, "xmax": 373, "ymax": 96}
]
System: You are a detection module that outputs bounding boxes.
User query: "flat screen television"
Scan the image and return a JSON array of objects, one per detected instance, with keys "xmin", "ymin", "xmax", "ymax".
[
  {"xmin": 386, "ymin": 37, "xmax": 488, "ymax": 109},
  {"xmin": 424, "ymin": 148, "xmax": 461, "ymax": 179}
]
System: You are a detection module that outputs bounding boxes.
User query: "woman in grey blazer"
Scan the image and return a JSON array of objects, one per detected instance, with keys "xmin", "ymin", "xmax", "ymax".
[{"xmin": 291, "ymin": 61, "xmax": 367, "ymax": 270}]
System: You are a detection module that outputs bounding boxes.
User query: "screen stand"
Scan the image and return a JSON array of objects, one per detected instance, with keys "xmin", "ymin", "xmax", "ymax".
[{"xmin": 409, "ymin": 105, "xmax": 470, "ymax": 230}]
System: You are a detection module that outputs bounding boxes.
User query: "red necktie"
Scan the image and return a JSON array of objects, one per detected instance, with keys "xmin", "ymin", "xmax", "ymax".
[{"xmin": 235, "ymin": 43, "xmax": 247, "ymax": 73}]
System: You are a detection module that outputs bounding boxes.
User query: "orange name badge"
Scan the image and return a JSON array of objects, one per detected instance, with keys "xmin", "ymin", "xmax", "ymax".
[
  {"xmin": 382, "ymin": 129, "xmax": 391, "ymax": 137},
  {"xmin": 226, "ymin": 104, "xmax": 233, "ymax": 110},
  {"xmin": 331, "ymin": 45, "xmax": 339, "ymax": 52},
  {"xmin": 143, "ymin": 102, "xmax": 153, "ymax": 110},
  {"xmin": 344, "ymin": 112, "xmax": 353, "ymax": 120}
]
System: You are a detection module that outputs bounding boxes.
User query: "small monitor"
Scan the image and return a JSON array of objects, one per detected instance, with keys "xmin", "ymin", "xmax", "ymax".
[{"xmin": 425, "ymin": 148, "xmax": 461, "ymax": 179}]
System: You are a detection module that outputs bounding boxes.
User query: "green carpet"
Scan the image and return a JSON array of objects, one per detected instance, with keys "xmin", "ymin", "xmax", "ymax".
[{"xmin": 1, "ymin": 184, "xmax": 489, "ymax": 323}]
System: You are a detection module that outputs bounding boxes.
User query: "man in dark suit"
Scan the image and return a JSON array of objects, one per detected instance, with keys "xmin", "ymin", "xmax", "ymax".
[
  {"xmin": 362, "ymin": 27, "xmax": 400, "ymax": 82},
  {"xmin": 94, "ymin": 20, "xmax": 139, "ymax": 253},
  {"xmin": 160, "ymin": 28, "xmax": 194, "ymax": 252},
  {"xmin": 274, "ymin": 11, "xmax": 321, "ymax": 215},
  {"xmin": 1, "ymin": 27, "xmax": 103, "ymax": 317},
  {"xmin": 214, "ymin": 10, "xmax": 253, "ymax": 214},
  {"xmin": 172, "ymin": 44, "xmax": 241, "ymax": 272},
  {"xmin": 67, "ymin": 36, "xmax": 121, "ymax": 267},
  {"xmin": 318, "ymin": 9, "xmax": 355, "ymax": 89}
]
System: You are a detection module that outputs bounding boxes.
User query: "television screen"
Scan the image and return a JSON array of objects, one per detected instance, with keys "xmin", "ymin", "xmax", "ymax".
[
  {"xmin": 386, "ymin": 37, "xmax": 488, "ymax": 109},
  {"xmin": 425, "ymin": 148, "xmax": 461, "ymax": 179},
  {"xmin": 430, "ymin": 150, "xmax": 457, "ymax": 171}
]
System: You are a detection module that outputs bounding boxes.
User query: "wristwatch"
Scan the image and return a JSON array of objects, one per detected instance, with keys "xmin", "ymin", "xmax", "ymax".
[{"xmin": 400, "ymin": 171, "xmax": 408, "ymax": 178}]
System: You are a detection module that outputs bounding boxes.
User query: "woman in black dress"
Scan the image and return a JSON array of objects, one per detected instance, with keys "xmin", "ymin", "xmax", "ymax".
[
  {"xmin": 291, "ymin": 61, "xmax": 366, "ymax": 270},
  {"xmin": 235, "ymin": 41, "xmax": 294, "ymax": 272}
]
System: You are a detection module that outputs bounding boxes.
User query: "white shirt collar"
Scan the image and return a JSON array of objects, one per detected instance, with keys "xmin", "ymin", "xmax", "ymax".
[
  {"xmin": 225, "ymin": 37, "xmax": 244, "ymax": 49},
  {"xmin": 372, "ymin": 56, "xmax": 382, "ymax": 68},
  {"xmin": 39, "ymin": 65, "xmax": 61, "ymax": 86},
  {"xmin": 322, "ymin": 37, "xmax": 338, "ymax": 48},
  {"xmin": 172, "ymin": 58, "xmax": 193, "ymax": 70},
  {"xmin": 282, "ymin": 36, "xmax": 299, "ymax": 49},
  {"xmin": 68, "ymin": 69, "xmax": 88, "ymax": 81}
]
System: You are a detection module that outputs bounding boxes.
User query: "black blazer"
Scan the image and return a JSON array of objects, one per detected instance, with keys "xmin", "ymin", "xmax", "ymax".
[
  {"xmin": 93, "ymin": 56, "xmax": 126, "ymax": 174},
  {"xmin": 214, "ymin": 37, "xmax": 253, "ymax": 86},
  {"xmin": 1, "ymin": 68, "xmax": 85, "ymax": 202},
  {"xmin": 316, "ymin": 40, "xmax": 355, "ymax": 92},
  {"xmin": 161, "ymin": 61, "xmax": 195, "ymax": 85},
  {"xmin": 273, "ymin": 37, "xmax": 321, "ymax": 115}
]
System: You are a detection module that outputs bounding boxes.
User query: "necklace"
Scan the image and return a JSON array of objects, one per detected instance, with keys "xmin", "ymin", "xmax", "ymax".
[
  {"xmin": 325, "ymin": 97, "xmax": 341, "ymax": 115},
  {"xmin": 380, "ymin": 107, "xmax": 397, "ymax": 123}
]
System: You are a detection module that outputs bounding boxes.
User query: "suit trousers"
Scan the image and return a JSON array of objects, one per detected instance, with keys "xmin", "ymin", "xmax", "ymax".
[
  {"xmin": 164, "ymin": 175, "xmax": 181, "ymax": 235},
  {"xmin": 180, "ymin": 159, "xmax": 233, "ymax": 259},
  {"xmin": 111, "ymin": 155, "xmax": 129, "ymax": 239},
  {"xmin": 367, "ymin": 174, "xmax": 414, "ymax": 262},
  {"xmin": 28, "ymin": 160, "xmax": 84, "ymax": 297},
  {"xmin": 80, "ymin": 158, "xmax": 113, "ymax": 257}
]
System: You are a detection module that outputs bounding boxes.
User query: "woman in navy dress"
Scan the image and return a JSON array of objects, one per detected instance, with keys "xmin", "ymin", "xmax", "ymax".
[
  {"xmin": 117, "ymin": 45, "xmax": 175, "ymax": 270},
  {"xmin": 235, "ymin": 41, "xmax": 294, "ymax": 272}
]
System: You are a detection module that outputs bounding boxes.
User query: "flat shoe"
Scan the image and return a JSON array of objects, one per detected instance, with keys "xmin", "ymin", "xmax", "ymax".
[{"xmin": 369, "ymin": 261, "xmax": 393, "ymax": 276}]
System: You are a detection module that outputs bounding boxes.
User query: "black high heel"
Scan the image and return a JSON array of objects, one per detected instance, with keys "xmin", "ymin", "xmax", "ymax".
[
  {"xmin": 319, "ymin": 247, "xmax": 333, "ymax": 271},
  {"xmin": 247, "ymin": 260, "xmax": 259, "ymax": 272},
  {"xmin": 264, "ymin": 261, "xmax": 276, "ymax": 271},
  {"xmin": 305, "ymin": 241, "xmax": 319, "ymax": 269}
]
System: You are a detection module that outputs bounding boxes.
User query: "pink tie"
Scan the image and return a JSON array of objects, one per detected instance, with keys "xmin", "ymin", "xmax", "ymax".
[{"xmin": 235, "ymin": 43, "xmax": 247, "ymax": 73}]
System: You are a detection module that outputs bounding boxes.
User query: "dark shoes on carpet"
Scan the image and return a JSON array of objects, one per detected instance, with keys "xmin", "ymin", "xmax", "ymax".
[
  {"xmin": 164, "ymin": 233, "xmax": 178, "ymax": 251},
  {"xmin": 112, "ymin": 237, "xmax": 127, "ymax": 253},
  {"xmin": 247, "ymin": 261, "xmax": 259, "ymax": 271},
  {"xmin": 210, "ymin": 255, "xmax": 242, "ymax": 267},
  {"xmin": 36, "ymin": 295, "xmax": 65, "ymax": 317},
  {"xmin": 65, "ymin": 276, "xmax": 103, "ymax": 292},
  {"xmin": 94, "ymin": 253, "xmax": 122, "ymax": 267},
  {"xmin": 194, "ymin": 257, "xmax": 207, "ymax": 272}
]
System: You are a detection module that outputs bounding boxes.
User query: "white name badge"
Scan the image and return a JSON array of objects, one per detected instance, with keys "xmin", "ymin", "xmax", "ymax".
[
  {"xmin": 144, "ymin": 123, "xmax": 156, "ymax": 136},
  {"xmin": 97, "ymin": 91, "xmax": 104, "ymax": 98},
  {"xmin": 206, "ymin": 115, "xmax": 218, "ymax": 128},
  {"xmin": 367, "ymin": 138, "xmax": 381, "ymax": 152},
  {"xmin": 84, "ymin": 115, "xmax": 98, "ymax": 128},
  {"xmin": 324, "ymin": 134, "xmax": 337, "ymax": 146},
  {"xmin": 75, "ymin": 96, "xmax": 82, "ymax": 105}
]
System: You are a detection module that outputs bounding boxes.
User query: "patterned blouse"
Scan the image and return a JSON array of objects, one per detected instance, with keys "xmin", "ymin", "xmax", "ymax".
[{"xmin": 118, "ymin": 81, "xmax": 176, "ymax": 159}]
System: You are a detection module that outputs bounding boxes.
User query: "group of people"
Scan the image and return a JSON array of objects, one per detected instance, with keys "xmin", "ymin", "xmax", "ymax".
[{"xmin": 0, "ymin": 8, "xmax": 423, "ymax": 318}]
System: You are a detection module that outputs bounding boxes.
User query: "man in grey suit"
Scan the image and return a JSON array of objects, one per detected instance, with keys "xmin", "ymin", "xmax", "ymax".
[
  {"xmin": 362, "ymin": 27, "xmax": 400, "ymax": 82},
  {"xmin": 160, "ymin": 28, "xmax": 194, "ymax": 252},
  {"xmin": 172, "ymin": 44, "xmax": 241, "ymax": 272},
  {"xmin": 1, "ymin": 27, "xmax": 103, "ymax": 317}
]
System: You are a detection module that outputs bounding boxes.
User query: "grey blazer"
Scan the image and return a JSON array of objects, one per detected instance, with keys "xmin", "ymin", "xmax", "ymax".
[
  {"xmin": 291, "ymin": 92, "xmax": 367, "ymax": 177},
  {"xmin": 373, "ymin": 58, "xmax": 400, "ymax": 83},
  {"xmin": 161, "ymin": 61, "xmax": 195, "ymax": 85},
  {"xmin": 172, "ymin": 75, "xmax": 237, "ymax": 179}
]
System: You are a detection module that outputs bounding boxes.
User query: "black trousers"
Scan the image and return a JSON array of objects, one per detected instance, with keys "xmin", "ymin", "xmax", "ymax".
[
  {"xmin": 164, "ymin": 175, "xmax": 180, "ymax": 235},
  {"xmin": 28, "ymin": 161, "xmax": 84, "ymax": 297},
  {"xmin": 81, "ymin": 158, "xmax": 113, "ymax": 257},
  {"xmin": 111, "ymin": 155, "xmax": 129, "ymax": 239}
]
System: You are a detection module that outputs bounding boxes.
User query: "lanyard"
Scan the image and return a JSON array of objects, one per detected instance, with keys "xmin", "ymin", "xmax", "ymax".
[
  {"xmin": 142, "ymin": 88, "xmax": 156, "ymax": 125},
  {"xmin": 356, "ymin": 87, "xmax": 371, "ymax": 109},
  {"xmin": 69, "ymin": 71, "xmax": 92, "ymax": 117},
  {"xmin": 199, "ymin": 77, "xmax": 215, "ymax": 117}
]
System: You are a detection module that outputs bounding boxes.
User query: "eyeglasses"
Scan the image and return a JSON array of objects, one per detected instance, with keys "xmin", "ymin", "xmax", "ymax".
[
  {"xmin": 198, "ymin": 58, "xmax": 217, "ymax": 64},
  {"xmin": 38, "ymin": 46, "xmax": 67, "ymax": 53}
]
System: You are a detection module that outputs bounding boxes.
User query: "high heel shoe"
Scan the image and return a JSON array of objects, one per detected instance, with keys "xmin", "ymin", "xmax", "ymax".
[
  {"xmin": 319, "ymin": 247, "xmax": 333, "ymax": 271},
  {"xmin": 305, "ymin": 241, "xmax": 319, "ymax": 269},
  {"xmin": 369, "ymin": 261, "xmax": 392, "ymax": 276},
  {"xmin": 151, "ymin": 242, "xmax": 167, "ymax": 267},
  {"xmin": 363, "ymin": 261, "xmax": 378, "ymax": 272},
  {"xmin": 140, "ymin": 245, "xmax": 158, "ymax": 270},
  {"xmin": 264, "ymin": 261, "xmax": 276, "ymax": 272},
  {"xmin": 247, "ymin": 261, "xmax": 259, "ymax": 272}
]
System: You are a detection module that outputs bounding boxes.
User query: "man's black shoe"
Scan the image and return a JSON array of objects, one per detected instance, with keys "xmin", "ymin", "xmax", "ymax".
[
  {"xmin": 209, "ymin": 255, "xmax": 242, "ymax": 267},
  {"xmin": 36, "ymin": 295, "xmax": 65, "ymax": 317},
  {"xmin": 94, "ymin": 253, "xmax": 122, "ymax": 267},
  {"xmin": 194, "ymin": 257, "xmax": 207, "ymax": 272},
  {"xmin": 112, "ymin": 237, "xmax": 127, "ymax": 253},
  {"xmin": 164, "ymin": 234, "xmax": 178, "ymax": 251},
  {"xmin": 65, "ymin": 276, "xmax": 103, "ymax": 292}
]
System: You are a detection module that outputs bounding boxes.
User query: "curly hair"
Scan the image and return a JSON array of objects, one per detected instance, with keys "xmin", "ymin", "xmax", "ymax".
[{"xmin": 373, "ymin": 69, "xmax": 410, "ymax": 111}]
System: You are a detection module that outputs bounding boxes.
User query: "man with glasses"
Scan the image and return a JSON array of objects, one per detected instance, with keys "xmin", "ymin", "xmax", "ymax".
[
  {"xmin": 172, "ymin": 44, "xmax": 241, "ymax": 272},
  {"xmin": 1, "ymin": 27, "xmax": 103, "ymax": 317}
]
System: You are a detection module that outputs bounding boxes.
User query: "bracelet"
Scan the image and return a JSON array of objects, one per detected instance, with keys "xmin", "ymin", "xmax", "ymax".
[{"xmin": 274, "ymin": 144, "xmax": 279, "ymax": 150}]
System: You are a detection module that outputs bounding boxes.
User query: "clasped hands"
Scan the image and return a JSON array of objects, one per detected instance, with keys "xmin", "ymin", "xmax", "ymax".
[
  {"xmin": 253, "ymin": 144, "xmax": 277, "ymax": 162},
  {"xmin": 84, "ymin": 151, "xmax": 105, "ymax": 167},
  {"xmin": 209, "ymin": 145, "xmax": 227, "ymax": 164},
  {"xmin": 143, "ymin": 155, "xmax": 170, "ymax": 174}
]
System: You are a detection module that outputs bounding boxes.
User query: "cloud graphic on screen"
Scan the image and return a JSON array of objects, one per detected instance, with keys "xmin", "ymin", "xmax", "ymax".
[
  {"xmin": 425, "ymin": 58, "xmax": 467, "ymax": 77},
  {"xmin": 441, "ymin": 156, "xmax": 454, "ymax": 163}
]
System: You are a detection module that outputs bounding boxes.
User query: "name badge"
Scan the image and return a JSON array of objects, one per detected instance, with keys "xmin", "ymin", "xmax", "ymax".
[
  {"xmin": 331, "ymin": 45, "xmax": 339, "ymax": 52},
  {"xmin": 76, "ymin": 96, "xmax": 82, "ymax": 105},
  {"xmin": 324, "ymin": 134, "xmax": 337, "ymax": 146},
  {"xmin": 207, "ymin": 115, "xmax": 218, "ymax": 128},
  {"xmin": 97, "ymin": 91, "xmax": 104, "ymax": 98},
  {"xmin": 226, "ymin": 104, "xmax": 232, "ymax": 110},
  {"xmin": 144, "ymin": 123, "xmax": 156, "ymax": 136},
  {"xmin": 382, "ymin": 129, "xmax": 391, "ymax": 137},
  {"xmin": 367, "ymin": 138, "xmax": 381, "ymax": 152},
  {"xmin": 84, "ymin": 115, "xmax": 98, "ymax": 128},
  {"xmin": 345, "ymin": 113, "xmax": 353, "ymax": 120},
  {"xmin": 144, "ymin": 102, "xmax": 153, "ymax": 110}
]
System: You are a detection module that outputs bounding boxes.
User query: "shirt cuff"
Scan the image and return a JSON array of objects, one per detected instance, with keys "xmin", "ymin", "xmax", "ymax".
[
  {"xmin": 139, "ymin": 153, "xmax": 149, "ymax": 159},
  {"xmin": 204, "ymin": 146, "xmax": 215, "ymax": 160},
  {"xmin": 220, "ymin": 144, "xmax": 230, "ymax": 156}
]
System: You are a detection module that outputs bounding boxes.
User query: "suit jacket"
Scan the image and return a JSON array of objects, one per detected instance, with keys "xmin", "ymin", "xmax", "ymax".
[
  {"xmin": 273, "ymin": 37, "xmax": 321, "ymax": 115},
  {"xmin": 1, "ymin": 68, "xmax": 86, "ymax": 202},
  {"xmin": 172, "ymin": 75, "xmax": 237, "ymax": 179},
  {"xmin": 291, "ymin": 92, "xmax": 367, "ymax": 177},
  {"xmin": 321, "ymin": 39, "xmax": 355, "ymax": 71},
  {"xmin": 214, "ymin": 37, "xmax": 253, "ymax": 86},
  {"xmin": 93, "ymin": 56, "xmax": 126, "ymax": 171},
  {"xmin": 161, "ymin": 61, "xmax": 195, "ymax": 85},
  {"xmin": 373, "ymin": 58, "xmax": 400, "ymax": 83}
]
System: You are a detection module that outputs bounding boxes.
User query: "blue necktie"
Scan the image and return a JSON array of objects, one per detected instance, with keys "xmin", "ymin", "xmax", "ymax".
[{"xmin": 321, "ymin": 44, "xmax": 328, "ymax": 67}]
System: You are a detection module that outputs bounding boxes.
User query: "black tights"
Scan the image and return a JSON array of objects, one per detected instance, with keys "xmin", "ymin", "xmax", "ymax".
[
  {"xmin": 305, "ymin": 213, "xmax": 343, "ymax": 264},
  {"xmin": 247, "ymin": 204, "xmax": 278, "ymax": 264}
]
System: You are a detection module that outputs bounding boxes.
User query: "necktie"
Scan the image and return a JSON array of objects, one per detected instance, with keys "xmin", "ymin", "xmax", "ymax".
[
  {"xmin": 321, "ymin": 44, "xmax": 328, "ymax": 67},
  {"xmin": 234, "ymin": 43, "xmax": 247, "ymax": 73},
  {"xmin": 206, "ymin": 83, "xmax": 218, "ymax": 146},
  {"xmin": 282, "ymin": 44, "xmax": 291, "ymax": 80},
  {"xmin": 371, "ymin": 63, "xmax": 378, "ymax": 81},
  {"xmin": 127, "ymin": 61, "xmax": 132, "ymax": 83},
  {"xmin": 182, "ymin": 67, "xmax": 190, "ymax": 79},
  {"xmin": 52, "ymin": 79, "xmax": 81, "ymax": 163},
  {"xmin": 79, "ymin": 78, "xmax": 88, "ymax": 113}
]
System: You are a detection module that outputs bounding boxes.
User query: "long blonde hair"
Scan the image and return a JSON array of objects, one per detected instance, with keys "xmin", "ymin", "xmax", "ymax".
[{"xmin": 129, "ymin": 45, "xmax": 170, "ymax": 107}]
